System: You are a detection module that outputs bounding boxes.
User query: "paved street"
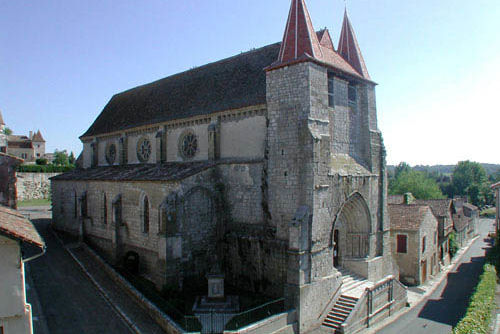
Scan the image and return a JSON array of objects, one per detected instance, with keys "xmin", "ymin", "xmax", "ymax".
[
  {"xmin": 378, "ymin": 218, "xmax": 495, "ymax": 334},
  {"xmin": 22, "ymin": 212, "xmax": 134, "ymax": 334}
]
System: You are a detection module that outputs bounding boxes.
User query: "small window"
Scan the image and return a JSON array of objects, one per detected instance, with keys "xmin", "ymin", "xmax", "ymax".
[
  {"xmin": 113, "ymin": 196, "xmax": 122, "ymax": 226},
  {"xmin": 422, "ymin": 236, "xmax": 426, "ymax": 254},
  {"xmin": 348, "ymin": 84, "xmax": 357, "ymax": 105},
  {"xmin": 37, "ymin": 153, "xmax": 41, "ymax": 157},
  {"xmin": 142, "ymin": 196, "xmax": 150, "ymax": 234},
  {"xmin": 328, "ymin": 73, "xmax": 335, "ymax": 107},
  {"xmin": 102, "ymin": 194, "xmax": 107, "ymax": 225},
  {"xmin": 81, "ymin": 192, "xmax": 88, "ymax": 218},
  {"xmin": 397, "ymin": 234, "xmax": 407, "ymax": 253}
]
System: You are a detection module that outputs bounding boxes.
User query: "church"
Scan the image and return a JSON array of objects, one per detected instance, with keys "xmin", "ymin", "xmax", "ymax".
[{"xmin": 51, "ymin": 1, "xmax": 407, "ymax": 332}]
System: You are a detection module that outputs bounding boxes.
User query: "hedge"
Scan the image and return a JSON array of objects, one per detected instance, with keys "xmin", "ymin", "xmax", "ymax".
[
  {"xmin": 452, "ymin": 264, "xmax": 497, "ymax": 333},
  {"xmin": 17, "ymin": 164, "xmax": 75, "ymax": 173}
]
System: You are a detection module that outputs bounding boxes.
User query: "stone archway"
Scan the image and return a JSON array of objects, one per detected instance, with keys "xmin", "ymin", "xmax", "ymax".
[{"xmin": 333, "ymin": 192, "xmax": 372, "ymax": 269}]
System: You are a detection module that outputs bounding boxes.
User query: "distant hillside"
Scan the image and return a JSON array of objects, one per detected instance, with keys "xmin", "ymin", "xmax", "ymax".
[{"xmin": 388, "ymin": 163, "xmax": 500, "ymax": 176}]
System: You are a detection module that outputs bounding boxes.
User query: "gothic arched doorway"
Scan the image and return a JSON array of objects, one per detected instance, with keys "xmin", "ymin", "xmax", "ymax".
[{"xmin": 333, "ymin": 193, "xmax": 372, "ymax": 270}]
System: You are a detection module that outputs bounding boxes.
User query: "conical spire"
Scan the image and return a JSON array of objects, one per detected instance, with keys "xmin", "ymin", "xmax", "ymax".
[
  {"xmin": 337, "ymin": 9, "xmax": 370, "ymax": 79},
  {"xmin": 317, "ymin": 29, "xmax": 335, "ymax": 51},
  {"xmin": 278, "ymin": 0, "xmax": 323, "ymax": 63}
]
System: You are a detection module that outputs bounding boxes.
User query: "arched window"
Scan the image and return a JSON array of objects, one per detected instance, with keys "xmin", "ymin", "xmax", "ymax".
[
  {"xmin": 142, "ymin": 195, "xmax": 149, "ymax": 234},
  {"xmin": 80, "ymin": 192, "xmax": 88, "ymax": 218},
  {"xmin": 102, "ymin": 193, "xmax": 107, "ymax": 225},
  {"xmin": 73, "ymin": 192, "xmax": 78, "ymax": 218}
]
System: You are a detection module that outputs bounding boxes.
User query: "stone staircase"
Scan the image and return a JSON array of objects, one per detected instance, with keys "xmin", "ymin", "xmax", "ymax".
[{"xmin": 322, "ymin": 270, "xmax": 374, "ymax": 333}]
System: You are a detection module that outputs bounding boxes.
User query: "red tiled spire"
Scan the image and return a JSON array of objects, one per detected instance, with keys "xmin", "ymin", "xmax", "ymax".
[
  {"xmin": 278, "ymin": 0, "xmax": 323, "ymax": 63},
  {"xmin": 337, "ymin": 9, "xmax": 370, "ymax": 79},
  {"xmin": 316, "ymin": 29, "xmax": 335, "ymax": 51}
]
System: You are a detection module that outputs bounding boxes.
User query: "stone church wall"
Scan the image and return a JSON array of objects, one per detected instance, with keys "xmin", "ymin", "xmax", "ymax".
[
  {"xmin": 16, "ymin": 172, "xmax": 60, "ymax": 201},
  {"xmin": 219, "ymin": 115, "xmax": 267, "ymax": 159},
  {"xmin": 51, "ymin": 161, "xmax": 289, "ymax": 296}
]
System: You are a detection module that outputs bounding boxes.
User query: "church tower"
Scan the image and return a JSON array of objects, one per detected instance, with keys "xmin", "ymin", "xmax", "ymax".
[{"xmin": 266, "ymin": 1, "xmax": 395, "ymax": 331}]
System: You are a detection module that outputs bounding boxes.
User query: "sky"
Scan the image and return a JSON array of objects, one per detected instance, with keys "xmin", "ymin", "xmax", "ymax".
[{"xmin": 1, "ymin": 0, "xmax": 499, "ymax": 166}]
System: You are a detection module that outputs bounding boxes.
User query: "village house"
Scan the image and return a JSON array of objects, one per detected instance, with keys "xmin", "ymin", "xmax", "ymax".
[
  {"xmin": 51, "ymin": 1, "xmax": 407, "ymax": 332},
  {"xmin": 451, "ymin": 198, "xmax": 476, "ymax": 248},
  {"xmin": 0, "ymin": 111, "xmax": 46, "ymax": 163},
  {"xmin": 415, "ymin": 199, "xmax": 453, "ymax": 266},
  {"xmin": 0, "ymin": 153, "xmax": 45, "ymax": 334},
  {"xmin": 389, "ymin": 202, "xmax": 439, "ymax": 286}
]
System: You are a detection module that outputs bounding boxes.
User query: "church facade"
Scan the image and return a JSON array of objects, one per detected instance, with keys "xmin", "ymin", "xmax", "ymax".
[{"xmin": 52, "ymin": 1, "xmax": 405, "ymax": 332}]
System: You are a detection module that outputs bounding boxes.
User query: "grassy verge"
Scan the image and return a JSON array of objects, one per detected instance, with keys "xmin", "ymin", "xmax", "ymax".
[
  {"xmin": 452, "ymin": 234, "xmax": 499, "ymax": 334},
  {"xmin": 18, "ymin": 198, "xmax": 51, "ymax": 207},
  {"xmin": 481, "ymin": 207, "xmax": 496, "ymax": 218}
]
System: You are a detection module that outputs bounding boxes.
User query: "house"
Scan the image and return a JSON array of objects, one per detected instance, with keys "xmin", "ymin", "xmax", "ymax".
[
  {"xmin": 451, "ymin": 198, "xmax": 475, "ymax": 248},
  {"xmin": 492, "ymin": 182, "xmax": 500, "ymax": 233},
  {"xmin": 51, "ymin": 1, "xmax": 407, "ymax": 332},
  {"xmin": 0, "ymin": 110, "xmax": 46, "ymax": 163},
  {"xmin": 389, "ymin": 203, "xmax": 440, "ymax": 286},
  {"xmin": 0, "ymin": 153, "xmax": 23, "ymax": 209},
  {"xmin": 415, "ymin": 199, "xmax": 453, "ymax": 266},
  {"xmin": 0, "ymin": 153, "xmax": 45, "ymax": 334}
]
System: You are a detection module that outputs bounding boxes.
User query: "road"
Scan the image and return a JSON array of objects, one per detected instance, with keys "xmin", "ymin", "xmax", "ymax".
[
  {"xmin": 23, "ymin": 213, "xmax": 134, "ymax": 334},
  {"xmin": 378, "ymin": 218, "xmax": 495, "ymax": 334}
]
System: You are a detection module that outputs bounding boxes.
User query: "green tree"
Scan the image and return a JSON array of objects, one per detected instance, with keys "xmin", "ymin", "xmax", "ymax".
[
  {"xmin": 451, "ymin": 161, "xmax": 489, "ymax": 206},
  {"xmin": 2, "ymin": 127, "xmax": 12, "ymax": 135},
  {"xmin": 53, "ymin": 149, "xmax": 69, "ymax": 165},
  {"xmin": 389, "ymin": 169, "xmax": 445, "ymax": 200},
  {"xmin": 394, "ymin": 162, "xmax": 411, "ymax": 179},
  {"xmin": 68, "ymin": 151, "xmax": 76, "ymax": 165}
]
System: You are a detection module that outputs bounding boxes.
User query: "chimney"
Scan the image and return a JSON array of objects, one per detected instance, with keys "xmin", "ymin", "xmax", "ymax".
[{"xmin": 404, "ymin": 193, "xmax": 414, "ymax": 205}]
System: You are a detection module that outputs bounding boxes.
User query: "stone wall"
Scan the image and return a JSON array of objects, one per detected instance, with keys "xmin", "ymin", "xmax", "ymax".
[
  {"xmin": 51, "ymin": 161, "xmax": 288, "ymax": 296},
  {"xmin": 16, "ymin": 172, "xmax": 60, "ymax": 201}
]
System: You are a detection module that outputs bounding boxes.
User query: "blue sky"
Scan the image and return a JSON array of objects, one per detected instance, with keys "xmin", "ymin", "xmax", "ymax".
[{"xmin": 1, "ymin": 0, "xmax": 499, "ymax": 165}]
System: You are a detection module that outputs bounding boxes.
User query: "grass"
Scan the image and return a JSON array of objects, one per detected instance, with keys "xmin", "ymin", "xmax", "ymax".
[
  {"xmin": 18, "ymin": 198, "xmax": 51, "ymax": 207},
  {"xmin": 480, "ymin": 207, "xmax": 496, "ymax": 218},
  {"xmin": 452, "ymin": 234, "xmax": 500, "ymax": 334}
]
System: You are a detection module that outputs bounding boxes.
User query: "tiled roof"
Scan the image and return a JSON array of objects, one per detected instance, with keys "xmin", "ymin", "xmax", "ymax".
[
  {"xmin": 415, "ymin": 199, "xmax": 452, "ymax": 218},
  {"xmin": 389, "ymin": 204, "xmax": 432, "ymax": 230},
  {"xmin": 81, "ymin": 42, "xmax": 281, "ymax": 138},
  {"xmin": 317, "ymin": 29, "xmax": 335, "ymax": 51},
  {"xmin": 32, "ymin": 130, "xmax": 45, "ymax": 142},
  {"xmin": 7, "ymin": 141, "xmax": 33, "ymax": 149},
  {"xmin": 51, "ymin": 161, "xmax": 219, "ymax": 182},
  {"xmin": 270, "ymin": 0, "xmax": 366, "ymax": 80},
  {"xmin": 463, "ymin": 203, "xmax": 478, "ymax": 211},
  {"xmin": 0, "ymin": 205, "xmax": 44, "ymax": 248},
  {"xmin": 337, "ymin": 9, "xmax": 370, "ymax": 79},
  {"xmin": 0, "ymin": 152, "xmax": 23, "ymax": 163},
  {"xmin": 388, "ymin": 195, "xmax": 404, "ymax": 204}
]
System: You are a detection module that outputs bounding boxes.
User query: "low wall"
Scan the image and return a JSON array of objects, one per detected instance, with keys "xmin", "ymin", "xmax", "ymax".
[{"xmin": 16, "ymin": 172, "xmax": 60, "ymax": 201}]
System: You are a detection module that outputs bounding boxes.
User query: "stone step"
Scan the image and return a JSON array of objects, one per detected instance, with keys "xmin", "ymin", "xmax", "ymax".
[{"xmin": 329, "ymin": 307, "xmax": 350, "ymax": 316}]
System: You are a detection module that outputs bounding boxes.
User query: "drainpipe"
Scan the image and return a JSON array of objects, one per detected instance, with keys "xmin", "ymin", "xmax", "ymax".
[{"xmin": 22, "ymin": 246, "xmax": 46, "ymax": 264}]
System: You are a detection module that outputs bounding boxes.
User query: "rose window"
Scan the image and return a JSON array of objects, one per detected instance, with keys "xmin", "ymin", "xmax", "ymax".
[
  {"xmin": 106, "ymin": 143, "xmax": 117, "ymax": 165},
  {"xmin": 180, "ymin": 132, "xmax": 198, "ymax": 159},
  {"xmin": 137, "ymin": 138, "xmax": 152, "ymax": 162}
]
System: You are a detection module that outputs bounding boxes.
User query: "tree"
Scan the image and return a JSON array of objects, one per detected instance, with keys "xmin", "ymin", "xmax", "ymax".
[
  {"xmin": 394, "ymin": 162, "xmax": 411, "ymax": 179},
  {"xmin": 389, "ymin": 169, "xmax": 445, "ymax": 200},
  {"xmin": 451, "ymin": 161, "xmax": 489, "ymax": 206},
  {"xmin": 68, "ymin": 151, "xmax": 76, "ymax": 165},
  {"xmin": 53, "ymin": 150, "xmax": 70, "ymax": 166},
  {"xmin": 36, "ymin": 158, "xmax": 48, "ymax": 165},
  {"xmin": 2, "ymin": 127, "xmax": 12, "ymax": 135}
]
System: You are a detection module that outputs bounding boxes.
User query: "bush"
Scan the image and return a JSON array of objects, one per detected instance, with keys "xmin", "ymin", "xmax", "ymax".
[
  {"xmin": 452, "ymin": 264, "xmax": 497, "ymax": 334},
  {"xmin": 36, "ymin": 158, "xmax": 48, "ymax": 165},
  {"xmin": 17, "ymin": 164, "xmax": 75, "ymax": 173},
  {"xmin": 449, "ymin": 232, "xmax": 459, "ymax": 258}
]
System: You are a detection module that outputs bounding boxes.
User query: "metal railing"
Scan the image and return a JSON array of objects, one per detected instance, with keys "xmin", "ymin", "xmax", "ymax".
[{"xmin": 224, "ymin": 298, "xmax": 286, "ymax": 331}]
